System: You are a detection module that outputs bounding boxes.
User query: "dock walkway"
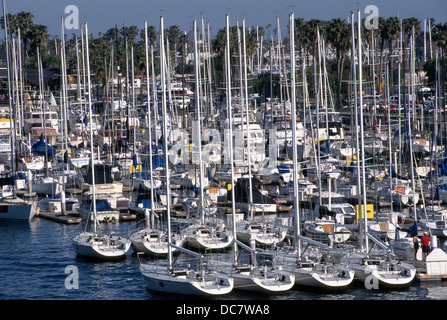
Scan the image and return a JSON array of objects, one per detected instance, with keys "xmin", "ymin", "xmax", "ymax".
[{"xmin": 37, "ymin": 211, "xmax": 82, "ymax": 224}]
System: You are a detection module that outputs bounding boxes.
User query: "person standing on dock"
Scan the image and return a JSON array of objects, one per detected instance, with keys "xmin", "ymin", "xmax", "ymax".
[
  {"xmin": 421, "ymin": 232, "xmax": 431, "ymax": 260},
  {"xmin": 413, "ymin": 234, "xmax": 420, "ymax": 260}
]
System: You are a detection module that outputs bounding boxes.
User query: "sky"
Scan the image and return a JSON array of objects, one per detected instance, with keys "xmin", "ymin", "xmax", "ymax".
[{"xmin": 3, "ymin": 0, "xmax": 447, "ymax": 38}]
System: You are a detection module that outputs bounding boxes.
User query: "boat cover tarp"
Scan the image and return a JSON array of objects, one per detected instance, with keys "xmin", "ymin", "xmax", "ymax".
[
  {"xmin": 233, "ymin": 177, "xmax": 276, "ymax": 204},
  {"xmin": 136, "ymin": 193, "xmax": 153, "ymax": 209},
  {"xmin": 390, "ymin": 165, "xmax": 408, "ymax": 180},
  {"xmin": 85, "ymin": 199, "xmax": 114, "ymax": 212},
  {"xmin": 32, "ymin": 134, "xmax": 54, "ymax": 158},
  {"xmin": 396, "ymin": 221, "xmax": 418, "ymax": 237},
  {"xmin": 85, "ymin": 164, "xmax": 114, "ymax": 184},
  {"xmin": 142, "ymin": 154, "xmax": 164, "ymax": 170},
  {"xmin": 340, "ymin": 161, "xmax": 369, "ymax": 175}
]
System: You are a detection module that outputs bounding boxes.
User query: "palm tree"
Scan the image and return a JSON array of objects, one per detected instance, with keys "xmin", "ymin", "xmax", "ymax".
[
  {"xmin": 122, "ymin": 25, "xmax": 139, "ymax": 44},
  {"xmin": 326, "ymin": 18, "xmax": 351, "ymax": 108},
  {"xmin": 304, "ymin": 19, "xmax": 324, "ymax": 56},
  {"xmin": 432, "ymin": 22, "xmax": 447, "ymax": 55},
  {"xmin": 140, "ymin": 25, "xmax": 157, "ymax": 46},
  {"xmin": 381, "ymin": 17, "xmax": 401, "ymax": 89},
  {"xmin": 403, "ymin": 17, "xmax": 421, "ymax": 40},
  {"xmin": 15, "ymin": 11, "xmax": 34, "ymax": 59},
  {"xmin": 299, "ymin": 19, "xmax": 324, "ymax": 99},
  {"xmin": 0, "ymin": 13, "xmax": 17, "ymax": 36},
  {"xmin": 432, "ymin": 22, "xmax": 447, "ymax": 105},
  {"xmin": 29, "ymin": 24, "xmax": 50, "ymax": 55},
  {"xmin": 166, "ymin": 25, "xmax": 181, "ymax": 69}
]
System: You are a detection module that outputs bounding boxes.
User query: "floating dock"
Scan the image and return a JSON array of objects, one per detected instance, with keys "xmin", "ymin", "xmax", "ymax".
[
  {"xmin": 413, "ymin": 249, "xmax": 447, "ymax": 281},
  {"xmin": 37, "ymin": 211, "xmax": 82, "ymax": 224}
]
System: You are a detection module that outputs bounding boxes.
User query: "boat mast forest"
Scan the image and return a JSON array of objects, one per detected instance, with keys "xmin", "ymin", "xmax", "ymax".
[
  {"xmin": 1, "ymin": 12, "xmax": 446, "ymax": 110},
  {"xmin": 2, "ymin": 3, "xmax": 447, "ymax": 293}
]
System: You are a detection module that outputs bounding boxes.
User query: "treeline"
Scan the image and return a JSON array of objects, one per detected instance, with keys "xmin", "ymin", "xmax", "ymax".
[{"xmin": 1, "ymin": 12, "xmax": 447, "ymax": 106}]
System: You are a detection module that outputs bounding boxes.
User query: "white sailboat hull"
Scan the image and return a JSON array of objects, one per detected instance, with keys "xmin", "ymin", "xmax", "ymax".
[
  {"xmin": 230, "ymin": 268, "xmax": 295, "ymax": 293},
  {"xmin": 140, "ymin": 263, "xmax": 234, "ymax": 296},
  {"xmin": 236, "ymin": 223, "xmax": 287, "ymax": 247},
  {"xmin": 72, "ymin": 232, "xmax": 131, "ymax": 259},
  {"xmin": 303, "ymin": 222, "xmax": 352, "ymax": 244},
  {"xmin": 291, "ymin": 265, "xmax": 354, "ymax": 290},
  {"xmin": 184, "ymin": 224, "xmax": 234, "ymax": 251},
  {"xmin": 83, "ymin": 182, "xmax": 123, "ymax": 195},
  {"xmin": 130, "ymin": 229, "xmax": 185, "ymax": 256},
  {"xmin": 236, "ymin": 202, "xmax": 277, "ymax": 214},
  {"xmin": 352, "ymin": 263, "xmax": 416, "ymax": 289}
]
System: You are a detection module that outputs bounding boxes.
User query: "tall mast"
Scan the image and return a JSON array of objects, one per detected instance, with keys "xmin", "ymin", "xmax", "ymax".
[
  {"xmin": 2, "ymin": 0, "xmax": 16, "ymax": 198},
  {"xmin": 85, "ymin": 22, "xmax": 97, "ymax": 233},
  {"xmin": 242, "ymin": 18, "xmax": 254, "ymax": 220},
  {"xmin": 144, "ymin": 20, "xmax": 155, "ymax": 221},
  {"xmin": 289, "ymin": 12, "xmax": 301, "ymax": 259},
  {"xmin": 193, "ymin": 20, "xmax": 205, "ymax": 224},
  {"xmin": 350, "ymin": 11, "xmax": 362, "ymax": 249},
  {"xmin": 357, "ymin": 10, "xmax": 369, "ymax": 253},
  {"xmin": 160, "ymin": 16, "xmax": 172, "ymax": 267},
  {"xmin": 226, "ymin": 14, "xmax": 238, "ymax": 261}
]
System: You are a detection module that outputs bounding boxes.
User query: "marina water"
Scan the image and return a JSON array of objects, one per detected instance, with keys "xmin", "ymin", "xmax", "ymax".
[{"xmin": 1, "ymin": 216, "xmax": 447, "ymax": 301}]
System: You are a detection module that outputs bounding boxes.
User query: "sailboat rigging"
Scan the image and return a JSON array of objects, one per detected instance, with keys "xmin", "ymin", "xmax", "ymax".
[
  {"xmin": 137, "ymin": 17, "xmax": 233, "ymax": 296},
  {"xmin": 71, "ymin": 22, "xmax": 131, "ymax": 260}
]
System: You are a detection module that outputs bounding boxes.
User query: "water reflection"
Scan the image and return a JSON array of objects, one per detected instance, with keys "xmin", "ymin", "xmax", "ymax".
[
  {"xmin": 418, "ymin": 281, "xmax": 447, "ymax": 300},
  {"xmin": 4, "ymin": 217, "xmax": 447, "ymax": 300}
]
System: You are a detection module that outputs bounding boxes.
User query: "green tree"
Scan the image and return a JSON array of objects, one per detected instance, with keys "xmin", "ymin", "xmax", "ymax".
[
  {"xmin": 29, "ymin": 24, "xmax": 50, "ymax": 55},
  {"xmin": 381, "ymin": 17, "xmax": 401, "ymax": 88},
  {"xmin": 15, "ymin": 11, "xmax": 35, "ymax": 59},
  {"xmin": 402, "ymin": 17, "xmax": 421, "ymax": 42},
  {"xmin": 0, "ymin": 13, "xmax": 17, "ymax": 36},
  {"xmin": 326, "ymin": 18, "xmax": 351, "ymax": 108}
]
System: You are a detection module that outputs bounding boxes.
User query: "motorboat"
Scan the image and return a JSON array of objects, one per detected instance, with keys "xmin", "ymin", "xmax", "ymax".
[{"xmin": 0, "ymin": 196, "xmax": 38, "ymax": 221}]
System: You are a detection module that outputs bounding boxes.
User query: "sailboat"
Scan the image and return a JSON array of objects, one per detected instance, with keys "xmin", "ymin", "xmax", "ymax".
[
  {"xmin": 137, "ymin": 17, "xmax": 233, "ymax": 296},
  {"xmin": 0, "ymin": 2, "xmax": 38, "ymax": 222},
  {"xmin": 271, "ymin": 15, "xmax": 354, "ymax": 291},
  {"xmin": 219, "ymin": 237, "xmax": 295, "ymax": 294},
  {"xmin": 235, "ymin": 216, "xmax": 287, "ymax": 248},
  {"xmin": 130, "ymin": 209, "xmax": 185, "ymax": 256},
  {"xmin": 347, "ymin": 234, "xmax": 416, "ymax": 289},
  {"xmin": 130, "ymin": 22, "xmax": 184, "ymax": 257},
  {"xmin": 344, "ymin": 12, "xmax": 415, "ymax": 289},
  {"xmin": 72, "ymin": 22, "xmax": 131, "ymax": 260},
  {"xmin": 216, "ymin": 17, "xmax": 295, "ymax": 294},
  {"xmin": 183, "ymin": 18, "xmax": 233, "ymax": 252}
]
